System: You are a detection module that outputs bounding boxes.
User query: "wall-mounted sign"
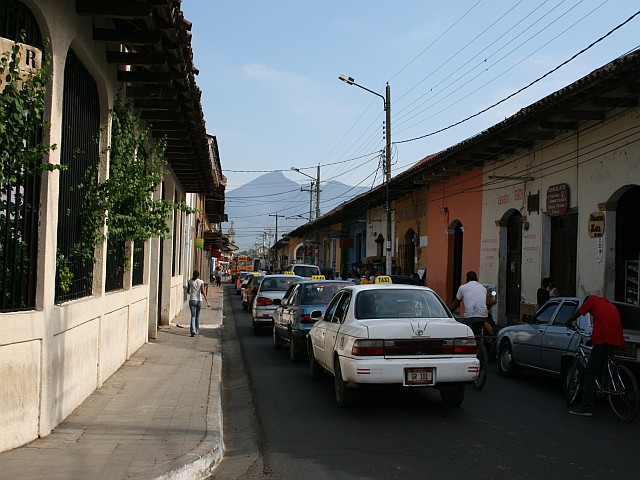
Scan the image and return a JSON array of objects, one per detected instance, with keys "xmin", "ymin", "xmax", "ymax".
[
  {"xmin": 0, "ymin": 37, "xmax": 43, "ymax": 90},
  {"xmin": 588, "ymin": 211, "xmax": 605, "ymax": 238},
  {"xmin": 546, "ymin": 183, "xmax": 569, "ymax": 216}
]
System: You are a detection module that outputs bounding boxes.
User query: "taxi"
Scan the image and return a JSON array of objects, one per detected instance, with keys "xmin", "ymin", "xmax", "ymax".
[
  {"xmin": 307, "ymin": 276, "xmax": 479, "ymax": 407},
  {"xmin": 272, "ymin": 276, "xmax": 354, "ymax": 362}
]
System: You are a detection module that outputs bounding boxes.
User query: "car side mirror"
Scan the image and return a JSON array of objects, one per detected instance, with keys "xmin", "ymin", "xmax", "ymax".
[
  {"xmin": 272, "ymin": 298, "xmax": 281, "ymax": 306},
  {"xmin": 310, "ymin": 310, "xmax": 322, "ymax": 319},
  {"xmin": 522, "ymin": 314, "xmax": 533, "ymax": 324}
]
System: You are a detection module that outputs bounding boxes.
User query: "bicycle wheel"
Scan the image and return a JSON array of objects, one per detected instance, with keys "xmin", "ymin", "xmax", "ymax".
[
  {"xmin": 565, "ymin": 357, "xmax": 583, "ymax": 406},
  {"xmin": 607, "ymin": 364, "xmax": 639, "ymax": 423},
  {"xmin": 474, "ymin": 340, "xmax": 488, "ymax": 390}
]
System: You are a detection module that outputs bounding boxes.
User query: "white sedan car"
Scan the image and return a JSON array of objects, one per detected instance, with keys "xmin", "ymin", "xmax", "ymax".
[{"xmin": 307, "ymin": 284, "xmax": 479, "ymax": 407}]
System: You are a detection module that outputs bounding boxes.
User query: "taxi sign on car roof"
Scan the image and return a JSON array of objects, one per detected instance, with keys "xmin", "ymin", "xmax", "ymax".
[
  {"xmin": 283, "ymin": 271, "xmax": 296, "ymax": 275},
  {"xmin": 311, "ymin": 275, "xmax": 326, "ymax": 280},
  {"xmin": 374, "ymin": 275, "xmax": 393, "ymax": 284}
]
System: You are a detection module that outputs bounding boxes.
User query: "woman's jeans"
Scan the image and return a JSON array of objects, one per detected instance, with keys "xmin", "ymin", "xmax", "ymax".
[{"xmin": 189, "ymin": 300, "xmax": 202, "ymax": 334}]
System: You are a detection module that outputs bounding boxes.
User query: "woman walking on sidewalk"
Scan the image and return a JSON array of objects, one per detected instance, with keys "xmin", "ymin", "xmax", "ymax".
[{"xmin": 187, "ymin": 270, "xmax": 210, "ymax": 336}]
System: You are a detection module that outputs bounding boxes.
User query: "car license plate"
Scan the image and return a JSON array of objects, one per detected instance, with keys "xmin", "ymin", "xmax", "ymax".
[{"xmin": 405, "ymin": 368, "xmax": 433, "ymax": 386}]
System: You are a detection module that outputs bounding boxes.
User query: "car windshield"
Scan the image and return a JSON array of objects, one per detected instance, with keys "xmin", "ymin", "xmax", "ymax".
[
  {"xmin": 261, "ymin": 277, "xmax": 298, "ymax": 291},
  {"xmin": 301, "ymin": 283, "xmax": 349, "ymax": 304},
  {"xmin": 355, "ymin": 289, "xmax": 449, "ymax": 319}
]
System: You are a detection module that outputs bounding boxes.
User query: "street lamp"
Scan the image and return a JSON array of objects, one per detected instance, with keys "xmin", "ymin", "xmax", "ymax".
[
  {"xmin": 291, "ymin": 166, "xmax": 321, "ymax": 221},
  {"xmin": 339, "ymin": 74, "xmax": 392, "ymax": 275}
]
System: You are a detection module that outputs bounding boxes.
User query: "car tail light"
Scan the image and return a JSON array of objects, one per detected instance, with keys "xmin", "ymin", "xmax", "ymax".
[
  {"xmin": 300, "ymin": 314, "xmax": 314, "ymax": 324},
  {"xmin": 351, "ymin": 340, "xmax": 388, "ymax": 356},
  {"xmin": 351, "ymin": 338, "xmax": 477, "ymax": 356},
  {"xmin": 256, "ymin": 296, "xmax": 272, "ymax": 307},
  {"xmin": 442, "ymin": 338, "xmax": 477, "ymax": 354}
]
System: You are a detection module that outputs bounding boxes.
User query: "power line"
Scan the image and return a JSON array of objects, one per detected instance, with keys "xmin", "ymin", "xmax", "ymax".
[{"xmin": 394, "ymin": 9, "xmax": 640, "ymax": 145}]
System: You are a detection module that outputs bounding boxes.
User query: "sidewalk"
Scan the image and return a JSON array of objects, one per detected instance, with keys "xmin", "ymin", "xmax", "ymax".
[{"xmin": 0, "ymin": 287, "xmax": 225, "ymax": 480}]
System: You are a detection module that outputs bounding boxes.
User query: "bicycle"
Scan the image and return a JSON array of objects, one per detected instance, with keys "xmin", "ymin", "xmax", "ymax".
[
  {"xmin": 473, "ymin": 335, "xmax": 488, "ymax": 390},
  {"xmin": 565, "ymin": 327, "xmax": 639, "ymax": 422}
]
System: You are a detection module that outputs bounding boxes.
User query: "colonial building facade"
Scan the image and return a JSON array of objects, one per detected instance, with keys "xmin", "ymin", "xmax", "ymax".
[{"xmin": 1, "ymin": 1, "xmax": 225, "ymax": 452}]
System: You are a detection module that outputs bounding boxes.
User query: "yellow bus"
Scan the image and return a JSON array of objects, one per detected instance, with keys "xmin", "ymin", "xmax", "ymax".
[{"xmin": 231, "ymin": 255, "xmax": 253, "ymax": 277}]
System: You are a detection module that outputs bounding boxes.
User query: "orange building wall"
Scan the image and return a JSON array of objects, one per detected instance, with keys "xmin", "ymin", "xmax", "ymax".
[{"xmin": 425, "ymin": 168, "xmax": 483, "ymax": 304}]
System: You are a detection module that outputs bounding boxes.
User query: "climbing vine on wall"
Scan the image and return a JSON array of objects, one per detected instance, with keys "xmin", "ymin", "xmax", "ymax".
[{"xmin": 57, "ymin": 101, "xmax": 196, "ymax": 293}]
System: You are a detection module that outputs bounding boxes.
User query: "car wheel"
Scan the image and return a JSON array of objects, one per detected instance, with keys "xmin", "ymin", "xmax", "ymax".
[
  {"xmin": 272, "ymin": 325, "xmax": 284, "ymax": 349},
  {"xmin": 440, "ymin": 385, "xmax": 465, "ymax": 407},
  {"xmin": 498, "ymin": 342, "xmax": 518, "ymax": 378},
  {"xmin": 308, "ymin": 341, "xmax": 323, "ymax": 380},
  {"xmin": 289, "ymin": 333, "xmax": 302, "ymax": 363},
  {"xmin": 334, "ymin": 357, "xmax": 356, "ymax": 408}
]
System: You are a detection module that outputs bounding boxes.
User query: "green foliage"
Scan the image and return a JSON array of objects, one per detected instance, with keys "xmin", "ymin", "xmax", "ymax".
[
  {"xmin": 1, "ymin": 35, "xmax": 60, "ymax": 308},
  {"xmin": 0, "ymin": 36, "xmax": 58, "ymax": 187},
  {"xmin": 70, "ymin": 100, "xmax": 197, "ymax": 272}
]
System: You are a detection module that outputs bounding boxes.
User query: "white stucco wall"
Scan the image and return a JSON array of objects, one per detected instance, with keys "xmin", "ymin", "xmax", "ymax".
[
  {"xmin": 481, "ymin": 109, "xmax": 640, "ymax": 321},
  {"xmin": 0, "ymin": 0, "xmax": 188, "ymax": 452}
]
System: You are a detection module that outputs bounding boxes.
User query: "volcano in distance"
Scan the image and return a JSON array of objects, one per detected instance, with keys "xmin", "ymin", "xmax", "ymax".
[{"xmin": 225, "ymin": 171, "xmax": 367, "ymax": 250}]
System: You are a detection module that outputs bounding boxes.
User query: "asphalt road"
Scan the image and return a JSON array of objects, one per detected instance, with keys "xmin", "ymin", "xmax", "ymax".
[{"xmin": 212, "ymin": 285, "xmax": 640, "ymax": 480}]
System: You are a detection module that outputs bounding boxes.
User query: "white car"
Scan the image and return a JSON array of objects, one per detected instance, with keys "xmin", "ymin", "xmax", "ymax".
[
  {"xmin": 284, "ymin": 263, "xmax": 321, "ymax": 279},
  {"xmin": 307, "ymin": 284, "xmax": 479, "ymax": 407},
  {"xmin": 251, "ymin": 274, "xmax": 302, "ymax": 335}
]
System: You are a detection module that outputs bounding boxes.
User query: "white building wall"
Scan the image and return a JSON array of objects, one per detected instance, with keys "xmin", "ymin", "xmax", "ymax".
[
  {"xmin": 481, "ymin": 109, "xmax": 640, "ymax": 322},
  {"xmin": 0, "ymin": 0, "xmax": 188, "ymax": 452}
]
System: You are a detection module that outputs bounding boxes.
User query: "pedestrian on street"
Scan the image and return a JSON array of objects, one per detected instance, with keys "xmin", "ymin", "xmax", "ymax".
[
  {"xmin": 537, "ymin": 277, "xmax": 550, "ymax": 309},
  {"xmin": 564, "ymin": 295, "xmax": 625, "ymax": 416},
  {"xmin": 548, "ymin": 277, "xmax": 560, "ymax": 297},
  {"xmin": 450, "ymin": 271, "xmax": 489, "ymax": 336},
  {"xmin": 214, "ymin": 267, "xmax": 221, "ymax": 287},
  {"xmin": 187, "ymin": 269, "xmax": 210, "ymax": 337}
]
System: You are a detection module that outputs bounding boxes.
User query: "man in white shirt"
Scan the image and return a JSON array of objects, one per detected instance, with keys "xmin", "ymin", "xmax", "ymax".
[{"xmin": 450, "ymin": 271, "xmax": 488, "ymax": 335}]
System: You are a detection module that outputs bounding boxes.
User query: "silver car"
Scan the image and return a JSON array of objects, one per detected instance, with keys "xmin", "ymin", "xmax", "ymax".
[
  {"xmin": 251, "ymin": 274, "xmax": 301, "ymax": 335},
  {"xmin": 497, "ymin": 297, "xmax": 640, "ymax": 385}
]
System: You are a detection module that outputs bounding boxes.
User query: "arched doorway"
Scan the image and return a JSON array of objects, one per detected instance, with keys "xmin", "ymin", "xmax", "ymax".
[
  {"xmin": 615, "ymin": 185, "xmax": 640, "ymax": 303},
  {"xmin": 447, "ymin": 220, "xmax": 464, "ymax": 301},
  {"xmin": 505, "ymin": 212, "xmax": 522, "ymax": 323}
]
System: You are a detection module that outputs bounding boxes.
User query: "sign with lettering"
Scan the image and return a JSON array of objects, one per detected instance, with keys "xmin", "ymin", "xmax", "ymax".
[
  {"xmin": 0, "ymin": 37, "xmax": 43, "ymax": 90},
  {"xmin": 588, "ymin": 211, "xmax": 605, "ymax": 238},
  {"xmin": 546, "ymin": 183, "xmax": 569, "ymax": 216}
]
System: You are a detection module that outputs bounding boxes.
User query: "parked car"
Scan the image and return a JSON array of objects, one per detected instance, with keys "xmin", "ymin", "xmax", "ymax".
[
  {"xmin": 273, "ymin": 280, "xmax": 354, "ymax": 362},
  {"xmin": 284, "ymin": 264, "xmax": 321, "ymax": 279},
  {"xmin": 496, "ymin": 297, "xmax": 640, "ymax": 386},
  {"xmin": 242, "ymin": 274, "xmax": 264, "ymax": 311},
  {"xmin": 252, "ymin": 274, "xmax": 302, "ymax": 335},
  {"xmin": 307, "ymin": 284, "xmax": 479, "ymax": 407}
]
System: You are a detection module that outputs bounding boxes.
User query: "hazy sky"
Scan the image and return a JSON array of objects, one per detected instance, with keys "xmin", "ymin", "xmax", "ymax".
[{"xmin": 182, "ymin": 1, "xmax": 639, "ymax": 225}]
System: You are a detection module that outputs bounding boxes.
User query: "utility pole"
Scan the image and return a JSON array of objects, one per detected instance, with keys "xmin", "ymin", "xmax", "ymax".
[
  {"xmin": 269, "ymin": 212, "xmax": 285, "ymax": 270},
  {"xmin": 316, "ymin": 164, "xmax": 321, "ymax": 220},
  {"xmin": 385, "ymin": 82, "xmax": 392, "ymax": 276},
  {"xmin": 300, "ymin": 182, "xmax": 315, "ymax": 221}
]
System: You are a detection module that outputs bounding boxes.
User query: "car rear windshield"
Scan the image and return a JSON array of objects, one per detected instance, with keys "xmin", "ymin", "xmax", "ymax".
[
  {"xmin": 301, "ymin": 283, "xmax": 350, "ymax": 304},
  {"xmin": 355, "ymin": 289, "xmax": 449, "ymax": 319},
  {"xmin": 293, "ymin": 266, "xmax": 319, "ymax": 277},
  {"xmin": 261, "ymin": 277, "xmax": 299, "ymax": 291}
]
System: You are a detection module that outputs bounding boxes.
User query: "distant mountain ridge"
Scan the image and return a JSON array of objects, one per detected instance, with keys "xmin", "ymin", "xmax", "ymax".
[{"xmin": 225, "ymin": 171, "xmax": 367, "ymax": 250}]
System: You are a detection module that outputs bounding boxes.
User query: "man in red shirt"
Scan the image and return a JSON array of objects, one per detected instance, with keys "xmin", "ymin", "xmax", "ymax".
[{"xmin": 565, "ymin": 295, "xmax": 625, "ymax": 416}]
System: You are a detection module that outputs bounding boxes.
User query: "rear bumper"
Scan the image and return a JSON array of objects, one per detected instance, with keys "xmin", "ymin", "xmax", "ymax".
[{"xmin": 339, "ymin": 356, "xmax": 479, "ymax": 385}]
